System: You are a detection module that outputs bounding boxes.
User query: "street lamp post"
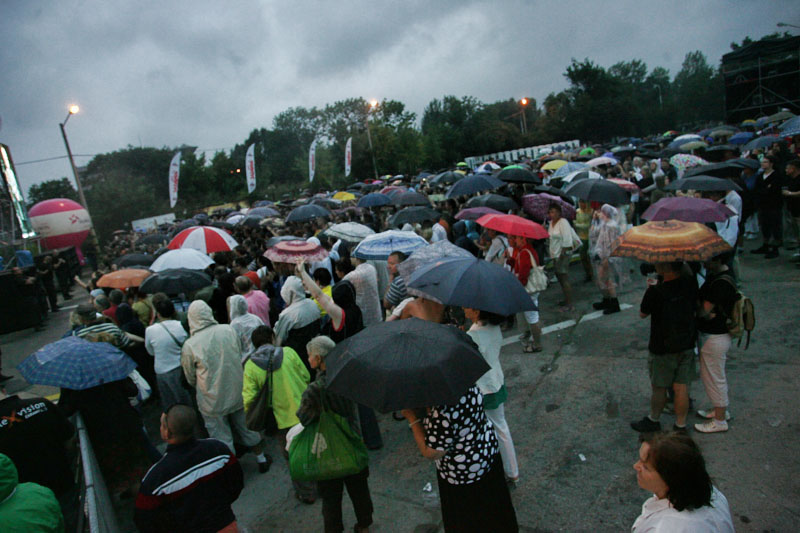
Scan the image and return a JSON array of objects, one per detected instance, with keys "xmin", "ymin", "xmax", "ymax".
[
  {"xmin": 59, "ymin": 105, "xmax": 90, "ymax": 211},
  {"xmin": 365, "ymin": 99, "xmax": 379, "ymax": 180},
  {"xmin": 652, "ymin": 84, "xmax": 663, "ymax": 109},
  {"xmin": 777, "ymin": 22, "xmax": 800, "ymax": 29},
  {"xmin": 519, "ymin": 98, "xmax": 529, "ymax": 134}
]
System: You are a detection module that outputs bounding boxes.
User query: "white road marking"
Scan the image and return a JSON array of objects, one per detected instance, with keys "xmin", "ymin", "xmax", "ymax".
[{"xmin": 501, "ymin": 304, "xmax": 633, "ymax": 347}]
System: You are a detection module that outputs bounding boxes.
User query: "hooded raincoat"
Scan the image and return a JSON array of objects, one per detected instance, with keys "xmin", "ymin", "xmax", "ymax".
[
  {"xmin": 242, "ymin": 343, "xmax": 310, "ymax": 429},
  {"xmin": 273, "ymin": 276, "xmax": 321, "ymax": 346},
  {"xmin": 228, "ymin": 294, "xmax": 264, "ymax": 362},
  {"xmin": 0, "ymin": 454, "xmax": 64, "ymax": 533},
  {"xmin": 181, "ymin": 300, "xmax": 246, "ymax": 417}
]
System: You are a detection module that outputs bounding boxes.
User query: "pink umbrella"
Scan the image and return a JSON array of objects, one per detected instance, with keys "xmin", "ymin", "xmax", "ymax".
[
  {"xmin": 264, "ymin": 239, "xmax": 329, "ymax": 264},
  {"xmin": 455, "ymin": 207, "xmax": 503, "ymax": 221},
  {"xmin": 168, "ymin": 226, "xmax": 238, "ymax": 254},
  {"xmin": 587, "ymin": 156, "xmax": 619, "ymax": 167},
  {"xmin": 522, "ymin": 193, "xmax": 576, "ymax": 222}
]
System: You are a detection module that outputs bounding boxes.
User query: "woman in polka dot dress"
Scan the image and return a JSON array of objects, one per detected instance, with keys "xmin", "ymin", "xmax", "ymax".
[{"xmin": 402, "ymin": 386, "xmax": 518, "ymax": 531}]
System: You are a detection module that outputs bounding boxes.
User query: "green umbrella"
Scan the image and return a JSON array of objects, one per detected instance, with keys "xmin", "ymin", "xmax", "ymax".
[{"xmin": 579, "ymin": 147, "xmax": 596, "ymax": 156}]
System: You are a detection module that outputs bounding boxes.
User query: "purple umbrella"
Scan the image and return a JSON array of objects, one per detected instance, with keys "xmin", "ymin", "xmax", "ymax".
[
  {"xmin": 642, "ymin": 196, "xmax": 736, "ymax": 223},
  {"xmin": 522, "ymin": 193, "xmax": 576, "ymax": 222},
  {"xmin": 455, "ymin": 207, "xmax": 503, "ymax": 221}
]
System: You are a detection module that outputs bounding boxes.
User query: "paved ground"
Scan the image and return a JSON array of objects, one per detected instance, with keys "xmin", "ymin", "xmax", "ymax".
[{"xmin": 2, "ymin": 243, "xmax": 798, "ymax": 532}]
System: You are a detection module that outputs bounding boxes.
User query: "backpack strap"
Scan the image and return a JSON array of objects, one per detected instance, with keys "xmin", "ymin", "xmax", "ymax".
[{"xmin": 159, "ymin": 322, "xmax": 185, "ymax": 348}]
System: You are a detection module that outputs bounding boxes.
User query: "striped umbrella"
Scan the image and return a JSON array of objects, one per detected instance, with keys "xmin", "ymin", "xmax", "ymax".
[
  {"xmin": 168, "ymin": 226, "xmax": 238, "ymax": 254},
  {"xmin": 611, "ymin": 220, "xmax": 731, "ymax": 263}
]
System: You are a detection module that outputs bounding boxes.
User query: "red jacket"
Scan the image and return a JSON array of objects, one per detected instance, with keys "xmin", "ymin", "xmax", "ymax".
[{"xmin": 507, "ymin": 244, "xmax": 539, "ymax": 286}]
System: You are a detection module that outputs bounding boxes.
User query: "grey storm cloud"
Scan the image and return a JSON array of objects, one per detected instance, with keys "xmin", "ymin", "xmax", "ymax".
[{"xmin": 0, "ymin": 0, "xmax": 795, "ymax": 193}]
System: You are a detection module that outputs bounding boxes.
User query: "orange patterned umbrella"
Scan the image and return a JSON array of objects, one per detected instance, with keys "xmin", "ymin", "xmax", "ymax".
[
  {"xmin": 611, "ymin": 220, "xmax": 731, "ymax": 263},
  {"xmin": 96, "ymin": 269, "xmax": 152, "ymax": 289}
]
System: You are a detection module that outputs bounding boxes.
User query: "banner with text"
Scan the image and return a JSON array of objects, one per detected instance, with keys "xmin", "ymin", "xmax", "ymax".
[
  {"xmin": 168, "ymin": 152, "xmax": 181, "ymax": 208},
  {"xmin": 308, "ymin": 139, "xmax": 317, "ymax": 183},
  {"xmin": 345, "ymin": 137, "xmax": 352, "ymax": 177},
  {"xmin": 245, "ymin": 143, "xmax": 256, "ymax": 193}
]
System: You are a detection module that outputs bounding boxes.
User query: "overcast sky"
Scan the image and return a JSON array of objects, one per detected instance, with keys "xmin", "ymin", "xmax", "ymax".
[{"xmin": 1, "ymin": 1, "xmax": 795, "ymax": 195}]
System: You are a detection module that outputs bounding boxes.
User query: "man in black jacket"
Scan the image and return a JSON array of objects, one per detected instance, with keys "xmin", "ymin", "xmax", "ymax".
[
  {"xmin": 752, "ymin": 154, "xmax": 785, "ymax": 259},
  {"xmin": 134, "ymin": 405, "xmax": 244, "ymax": 533}
]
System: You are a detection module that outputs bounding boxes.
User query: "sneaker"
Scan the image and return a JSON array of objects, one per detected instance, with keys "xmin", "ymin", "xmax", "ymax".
[
  {"xmin": 694, "ymin": 419, "xmax": 728, "ymax": 433},
  {"xmin": 751, "ymin": 245, "xmax": 769, "ymax": 254},
  {"xmin": 765, "ymin": 248, "xmax": 779, "ymax": 259},
  {"xmin": 630, "ymin": 416, "xmax": 661, "ymax": 433},
  {"xmin": 697, "ymin": 409, "xmax": 731, "ymax": 421},
  {"xmin": 672, "ymin": 425, "xmax": 689, "ymax": 434},
  {"xmin": 257, "ymin": 454, "xmax": 273, "ymax": 474}
]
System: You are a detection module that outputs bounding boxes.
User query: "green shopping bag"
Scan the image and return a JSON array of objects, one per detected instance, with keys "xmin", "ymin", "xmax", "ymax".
[{"xmin": 288, "ymin": 406, "xmax": 369, "ymax": 482}]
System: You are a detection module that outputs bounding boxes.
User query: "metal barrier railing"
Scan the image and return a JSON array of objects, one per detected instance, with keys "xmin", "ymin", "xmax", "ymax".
[{"xmin": 75, "ymin": 413, "xmax": 121, "ymax": 533}]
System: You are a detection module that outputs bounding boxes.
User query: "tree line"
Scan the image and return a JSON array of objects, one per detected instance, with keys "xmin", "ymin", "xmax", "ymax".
[{"xmin": 27, "ymin": 49, "xmax": 725, "ymax": 243}]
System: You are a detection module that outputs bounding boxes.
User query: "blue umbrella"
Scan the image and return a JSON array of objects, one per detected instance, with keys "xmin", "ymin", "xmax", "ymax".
[
  {"xmin": 779, "ymin": 116, "xmax": 800, "ymax": 138},
  {"xmin": 18, "ymin": 337, "xmax": 137, "ymax": 390},
  {"xmin": 445, "ymin": 174, "xmax": 504, "ymax": 199},
  {"xmin": 352, "ymin": 230, "xmax": 428, "ymax": 260},
  {"xmin": 393, "ymin": 191, "xmax": 431, "ymax": 207},
  {"xmin": 551, "ymin": 161, "xmax": 589, "ymax": 179},
  {"xmin": 728, "ymin": 131, "xmax": 754, "ymax": 145},
  {"xmin": 357, "ymin": 192, "xmax": 392, "ymax": 208},
  {"xmin": 407, "ymin": 256, "xmax": 536, "ymax": 315},
  {"xmin": 743, "ymin": 135, "xmax": 785, "ymax": 151}
]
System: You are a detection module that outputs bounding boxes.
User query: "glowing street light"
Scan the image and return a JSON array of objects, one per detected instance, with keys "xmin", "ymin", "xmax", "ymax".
[
  {"xmin": 519, "ymin": 98, "xmax": 529, "ymax": 133},
  {"xmin": 59, "ymin": 103, "xmax": 92, "ymax": 224},
  {"xmin": 365, "ymin": 99, "xmax": 379, "ymax": 179}
]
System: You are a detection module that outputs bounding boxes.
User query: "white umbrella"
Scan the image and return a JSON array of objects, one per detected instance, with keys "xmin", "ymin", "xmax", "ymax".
[
  {"xmin": 150, "ymin": 248, "xmax": 216, "ymax": 272},
  {"xmin": 322, "ymin": 222, "xmax": 375, "ymax": 243}
]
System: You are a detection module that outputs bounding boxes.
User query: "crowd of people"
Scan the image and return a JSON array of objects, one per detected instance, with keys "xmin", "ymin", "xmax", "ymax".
[{"xmin": 4, "ymin": 124, "xmax": 799, "ymax": 532}]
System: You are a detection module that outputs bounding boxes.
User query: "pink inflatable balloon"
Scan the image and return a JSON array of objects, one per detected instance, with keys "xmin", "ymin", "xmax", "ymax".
[{"xmin": 28, "ymin": 198, "xmax": 92, "ymax": 250}]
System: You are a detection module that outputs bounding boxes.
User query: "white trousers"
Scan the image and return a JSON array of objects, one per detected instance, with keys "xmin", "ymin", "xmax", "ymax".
[
  {"xmin": 203, "ymin": 408, "xmax": 263, "ymax": 454},
  {"xmin": 485, "ymin": 404, "xmax": 519, "ymax": 479},
  {"xmin": 698, "ymin": 333, "xmax": 731, "ymax": 408}
]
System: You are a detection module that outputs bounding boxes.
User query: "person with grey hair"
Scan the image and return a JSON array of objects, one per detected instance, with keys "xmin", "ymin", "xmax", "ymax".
[{"xmin": 296, "ymin": 336, "xmax": 374, "ymax": 532}]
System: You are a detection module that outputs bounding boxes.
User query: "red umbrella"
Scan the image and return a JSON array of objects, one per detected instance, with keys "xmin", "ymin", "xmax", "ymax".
[
  {"xmin": 168, "ymin": 226, "xmax": 239, "ymax": 254},
  {"xmin": 264, "ymin": 239, "xmax": 328, "ymax": 264},
  {"xmin": 476, "ymin": 214, "xmax": 548, "ymax": 239}
]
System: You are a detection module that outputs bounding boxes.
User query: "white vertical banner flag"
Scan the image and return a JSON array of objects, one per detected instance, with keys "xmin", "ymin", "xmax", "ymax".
[
  {"xmin": 308, "ymin": 139, "xmax": 317, "ymax": 183},
  {"xmin": 168, "ymin": 152, "xmax": 181, "ymax": 208},
  {"xmin": 245, "ymin": 143, "xmax": 256, "ymax": 193},
  {"xmin": 345, "ymin": 137, "xmax": 352, "ymax": 177}
]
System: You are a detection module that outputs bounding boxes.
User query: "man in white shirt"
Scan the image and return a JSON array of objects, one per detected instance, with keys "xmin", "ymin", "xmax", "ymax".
[
  {"xmin": 548, "ymin": 204, "xmax": 577, "ymax": 312},
  {"xmin": 145, "ymin": 293, "xmax": 191, "ymax": 411}
]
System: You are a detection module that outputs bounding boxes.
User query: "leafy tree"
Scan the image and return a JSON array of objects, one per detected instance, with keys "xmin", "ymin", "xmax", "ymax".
[
  {"xmin": 673, "ymin": 51, "xmax": 724, "ymax": 127},
  {"xmin": 26, "ymin": 177, "xmax": 78, "ymax": 207}
]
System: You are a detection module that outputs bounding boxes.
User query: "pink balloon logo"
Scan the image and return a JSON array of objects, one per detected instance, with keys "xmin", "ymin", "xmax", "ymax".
[{"xmin": 28, "ymin": 198, "xmax": 92, "ymax": 250}]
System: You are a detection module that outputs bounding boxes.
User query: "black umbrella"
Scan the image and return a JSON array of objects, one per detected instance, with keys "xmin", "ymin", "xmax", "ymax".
[
  {"xmin": 238, "ymin": 215, "xmax": 264, "ymax": 228},
  {"xmin": 285, "ymin": 204, "xmax": 332, "ymax": 223},
  {"xmin": 407, "ymin": 256, "xmax": 536, "ymax": 315},
  {"xmin": 445, "ymin": 174, "xmax": 504, "ymax": 199},
  {"xmin": 388, "ymin": 206, "xmax": 440, "ymax": 226},
  {"xmin": 430, "ymin": 171, "xmax": 463, "ymax": 186},
  {"xmin": 139, "ymin": 268, "xmax": 212, "ymax": 295},
  {"xmin": 704, "ymin": 144, "xmax": 738, "ymax": 153},
  {"xmin": 209, "ymin": 220, "xmax": 235, "ymax": 230},
  {"xmin": 465, "ymin": 193, "xmax": 518, "ymax": 212},
  {"xmin": 393, "ymin": 191, "xmax": 431, "ymax": 207},
  {"xmin": 114, "ymin": 253, "xmax": 154, "ymax": 268},
  {"xmin": 311, "ymin": 197, "xmax": 342, "ymax": 209},
  {"xmin": 564, "ymin": 179, "xmax": 629, "ymax": 205},
  {"xmin": 728, "ymin": 158, "xmax": 759, "ymax": 170},
  {"xmin": 139, "ymin": 234, "xmax": 169, "ymax": 245},
  {"xmin": 252, "ymin": 200, "xmax": 274, "ymax": 207},
  {"xmin": 664, "ymin": 175, "xmax": 742, "ymax": 192},
  {"xmin": 684, "ymin": 162, "xmax": 743, "ymax": 179},
  {"xmin": 325, "ymin": 318, "xmax": 491, "ymax": 413},
  {"xmin": 496, "ymin": 166, "xmax": 541, "ymax": 184},
  {"xmin": 248, "ymin": 206, "xmax": 280, "ymax": 218}
]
